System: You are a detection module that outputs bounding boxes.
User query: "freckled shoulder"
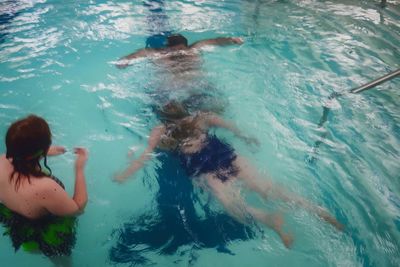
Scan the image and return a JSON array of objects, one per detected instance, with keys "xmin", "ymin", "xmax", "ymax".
[{"xmin": 35, "ymin": 176, "xmax": 65, "ymax": 193}]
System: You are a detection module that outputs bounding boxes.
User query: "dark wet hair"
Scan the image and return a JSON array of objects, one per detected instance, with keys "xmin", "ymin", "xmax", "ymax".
[
  {"xmin": 5, "ymin": 115, "xmax": 52, "ymax": 190},
  {"xmin": 167, "ymin": 34, "xmax": 188, "ymax": 47},
  {"xmin": 157, "ymin": 101, "xmax": 201, "ymax": 143},
  {"xmin": 156, "ymin": 100, "xmax": 190, "ymax": 123}
]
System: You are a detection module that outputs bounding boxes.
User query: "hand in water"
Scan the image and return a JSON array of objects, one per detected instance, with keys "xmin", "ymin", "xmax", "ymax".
[
  {"xmin": 231, "ymin": 37, "xmax": 244, "ymax": 44},
  {"xmin": 243, "ymin": 136, "xmax": 260, "ymax": 146},
  {"xmin": 48, "ymin": 146, "xmax": 66, "ymax": 156},
  {"xmin": 318, "ymin": 210, "xmax": 345, "ymax": 231},
  {"xmin": 116, "ymin": 63, "xmax": 128, "ymax": 69},
  {"xmin": 116, "ymin": 58, "xmax": 132, "ymax": 69},
  {"xmin": 113, "ymin": 173, "xmax": 127, "ymax": 184},
  {"xmin": 74, "ymin": 147, "xmax": 88, "ymax": 170}
]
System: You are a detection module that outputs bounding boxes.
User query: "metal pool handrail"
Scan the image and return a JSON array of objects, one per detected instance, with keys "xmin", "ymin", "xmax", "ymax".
[
  {"xmin": 308, "ymin": 68, "xmax": 400, "ymax": 163},
  {"xmin": 317, "ymin": 68, "xmax": 400, "ymax": 128},
  {"xmin": 350, "ymin": 68, "xmax": 400, "ymax": 93}
]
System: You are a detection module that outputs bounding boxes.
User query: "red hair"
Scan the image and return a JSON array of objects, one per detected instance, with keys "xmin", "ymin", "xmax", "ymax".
[{"xmin": 5, "ymin": 115, "xmax": 52, "ymax": 190}]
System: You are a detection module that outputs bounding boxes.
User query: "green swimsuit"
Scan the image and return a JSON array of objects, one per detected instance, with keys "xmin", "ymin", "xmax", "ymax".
[{"xmin": 0, "ymin": 176, "xmax": 76, "ymax": 257}]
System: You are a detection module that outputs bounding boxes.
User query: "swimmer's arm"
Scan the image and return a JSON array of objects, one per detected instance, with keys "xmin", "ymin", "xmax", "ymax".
[
  {"xmin": 205, "ymin": 114, "xmax": 243, "ymax": 136},
  {"xmin": 47, "ymin": 146, "xmax": 66, "ymax": 156},
  {"xmin": 190, "ymin": 37, "xmax": 243, "ymax": 49},
  {"xmin": 115, "ymin": 125, "xmax": 165, "ymax": 182},
  {"xmin": 116, "ymin": 48, "xmax": 157, "ymax": 69},
  {"xmin": 205, "ymin": 114, "xmax": 259, "ymax": 145}
]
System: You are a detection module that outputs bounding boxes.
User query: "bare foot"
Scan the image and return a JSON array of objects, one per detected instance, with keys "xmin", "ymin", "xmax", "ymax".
[
  {"xmin": 318, "ymin": 210, "xmax": 344, "ymax": 231},
  {"xmin": 262, "ymin": 213, "xmax": 293, "ymax": 248},
  {"xmin": 279, "ymin": 232, "xmax": 294, "ymax": 248}
]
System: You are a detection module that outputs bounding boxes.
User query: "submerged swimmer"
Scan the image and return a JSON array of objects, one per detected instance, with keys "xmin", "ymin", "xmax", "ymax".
[
  {"xmin": 116, "ymin": 34, "xmax": 243, "ymax": 70},
  {"xmin": 0, "ymin": 115, "xmax": 88, "ymax": 266},
  {"xmin": 116, "ymin": 34, "xmax": 243, "ymax": 113},
  {"xmin": 115, "ymin": 101, "xmax": 343, "ymax": 248}
]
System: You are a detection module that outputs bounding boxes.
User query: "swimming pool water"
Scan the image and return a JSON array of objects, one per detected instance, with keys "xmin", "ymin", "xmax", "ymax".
[{"xmin": 1, "ymin": 0, "xmax": 399, "ymax": 266}]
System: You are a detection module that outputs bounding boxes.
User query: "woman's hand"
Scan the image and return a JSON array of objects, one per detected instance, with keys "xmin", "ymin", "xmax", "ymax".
[
  {"xmin": 47, "ymin": 146, "xmax": 66, "ymax": 156},
  {"xmin": 74, "ymin": 147, "xmax": 88, "ymax": 170}
]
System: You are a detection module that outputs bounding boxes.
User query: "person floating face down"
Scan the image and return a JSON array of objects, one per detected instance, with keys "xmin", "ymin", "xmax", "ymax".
[
  {"xmin": 115, "ymin": 101, "xmax": 344, "ymax": 248},
  {"xmin": 116, "ymin": 34, "xmax": 244, "ymax": 114},
  {"xmin": 0, "ymin": 115, "xmax": 88, "ymax": 261},
  {"xmin": 116, "ymin": 34, "xmax": 243, "ymax": 69}
]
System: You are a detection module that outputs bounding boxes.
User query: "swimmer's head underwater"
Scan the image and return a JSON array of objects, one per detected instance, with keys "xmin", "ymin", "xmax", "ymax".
[
  {"xmin": 156, "ymin": 100, "xmax": 190, "ymax": 122},
  {"xmin": 167, "ymin": 34, "xmax": 188, "ymax": 48},
  {"xmin": 154, "ymin": 101, "xmax": 199, "ymax": 151}
]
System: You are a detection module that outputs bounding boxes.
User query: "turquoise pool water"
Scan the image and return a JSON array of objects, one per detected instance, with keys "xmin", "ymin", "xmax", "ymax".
[{"xmin": 1, "ymin": 0, "xmax": 399, "ymax": 266}]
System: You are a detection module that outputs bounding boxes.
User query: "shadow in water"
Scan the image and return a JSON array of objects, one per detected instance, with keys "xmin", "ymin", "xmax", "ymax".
[
  {"xmin": 0, "ymin": 11, "xmax": 20, "ymax": 44},
  {"xmin": 109, "ymin": 152, "xmax": 256, "ymax": 266},
  {"xmin": 0, "ymin": 0, "xmax": 36, "ymax": 44}
]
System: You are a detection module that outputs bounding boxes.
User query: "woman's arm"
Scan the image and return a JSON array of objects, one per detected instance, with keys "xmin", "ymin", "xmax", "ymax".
[
  {"xmin": 204, "ymin": 113, "xmax": 259, "ymax": 145},
  {"xmin": 47, "ymin": 145, "xmax": 66, "ymax": 156},
  {"xmin": 114, "ymin": 125, "xmax": 165, "ymax": 183},
  {"xmin": 71, "ymin": 147, "xmax": 88, "ymax": 212},
  {"xmin": 40, "ymin": 148, "xmax": 88, "ymax": 216}
]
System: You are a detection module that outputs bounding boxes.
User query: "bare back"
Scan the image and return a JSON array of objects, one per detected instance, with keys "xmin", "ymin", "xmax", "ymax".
[
  {"xmin": 153, "ymin": 47, "xmax": 203, "ymax": 83},
  {"xmin": 0, "ymin": 154, "xmax": 66, "ymax": 219}
]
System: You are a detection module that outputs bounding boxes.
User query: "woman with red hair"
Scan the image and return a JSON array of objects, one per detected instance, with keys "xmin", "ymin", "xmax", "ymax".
[{"xmin": 0, "ymin": 114, "xmax": 88, "ymax": 266}]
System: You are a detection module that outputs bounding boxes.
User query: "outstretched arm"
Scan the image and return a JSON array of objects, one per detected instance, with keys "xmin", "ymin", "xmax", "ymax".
[
  {"xmin": 190, "ymin": 37, "xmax": 243, "ymax": 49},
  {"xmin": 204, "ymin": 113, "xmax": 258, "ymax": 145},
  {"xmin": 116, "ymin": 48, "xmax": 157, "ymax": 69},
  {"xmin": 114, "ymin": 125, "xmax": 165, "ymax": 182},
  {"xmin": 47, "ymin": 145, "xmax": 66, "ymax": 156}
]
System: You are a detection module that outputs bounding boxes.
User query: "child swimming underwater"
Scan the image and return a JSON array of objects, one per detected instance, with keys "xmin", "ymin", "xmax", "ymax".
[{"xmin": 115, "ymin": 101, "xmax": 343, "ymax": 248}]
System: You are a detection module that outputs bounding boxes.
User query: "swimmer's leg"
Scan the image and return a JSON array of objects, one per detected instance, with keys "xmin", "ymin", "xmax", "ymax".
[
  {"xmin": 232, "ymin": 156, "xmax": 291, "ymax": 202},
  {"xmin": 203, "ymin": 174, "xmax": 293, "ymax": 248},
  {"xmin": 232, "ymin": 156, "xmax": 343, "ymax": 230}
]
